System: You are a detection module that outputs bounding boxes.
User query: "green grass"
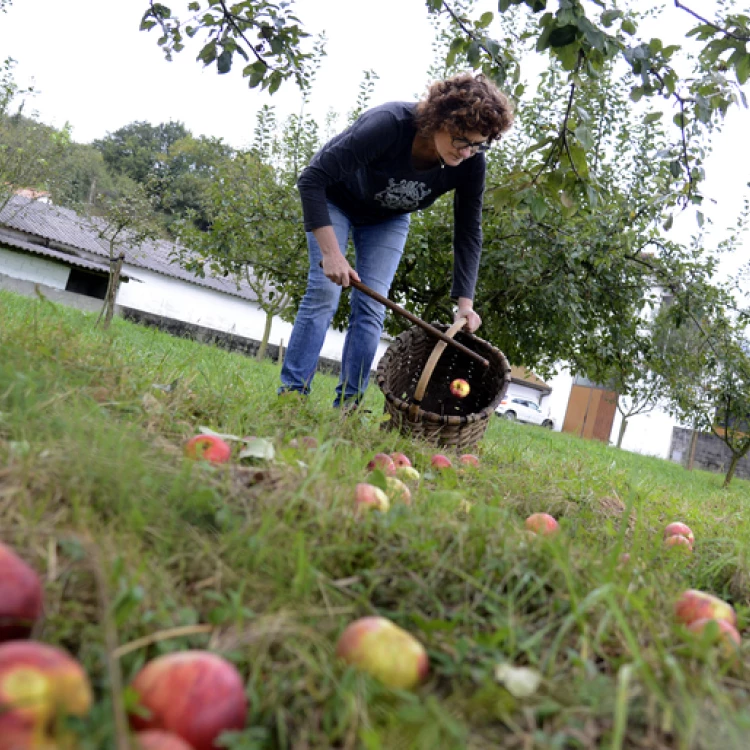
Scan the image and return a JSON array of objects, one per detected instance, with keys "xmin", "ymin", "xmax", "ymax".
[{"xmin": 2, "ymin": 288, "xmax": 750, "ymax": 750}]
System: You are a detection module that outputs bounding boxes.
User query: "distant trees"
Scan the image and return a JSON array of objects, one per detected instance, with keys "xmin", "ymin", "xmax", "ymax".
[{"xmin": 0, "ymin": 58, "xmax": 67, "ymax": 212}]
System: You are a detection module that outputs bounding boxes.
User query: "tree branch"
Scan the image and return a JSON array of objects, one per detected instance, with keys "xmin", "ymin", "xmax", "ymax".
[{"xmin": 674, "ymin": 1, "xmax": 750, "ymax": 43}]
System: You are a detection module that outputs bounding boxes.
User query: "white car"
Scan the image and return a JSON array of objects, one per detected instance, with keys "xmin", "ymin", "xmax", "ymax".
[{"xmin": 496, "ymin": 397, "xmax": 555, "ymax": 429}]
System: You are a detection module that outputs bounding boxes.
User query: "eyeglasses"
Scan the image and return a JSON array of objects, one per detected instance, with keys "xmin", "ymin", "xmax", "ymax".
[{"xmin": 451, "ymin": 136, "xmax": 491, "ymax": 153}]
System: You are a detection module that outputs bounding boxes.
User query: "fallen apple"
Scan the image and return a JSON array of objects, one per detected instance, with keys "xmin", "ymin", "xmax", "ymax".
[
  {"xmin": 458, "ymin": 454, "xmax": 480, "ymax": 467},
  {"xmin": 524, "ymin": 513, "xmax": 559, "ymax": 537},
  {"xmin": 395, "ymin": 466, "xmax": 420, "ymax": 482},
  {"xmin": 0, "ymin": 640, "xmax": 92, "ymax": 735},
  {"xmin": 687, "ymin": 617, "xmax": 741, "ymax": 648},
  {"xmin": 336, "ymin": 616, "xmax": 429, "ymax": 689},
  {"xmin": 449, "ymin": 378, "xmax": 470, "ymax": 398},
  {"xmin": 184, "ymin": 435, "xmax": 231, "ymax": 464},
  {"xmin": 664, "ymin": 535, "xmax": 692, "ymax": 553},
  {"xmin": 135, "ymin": 729, "xmax": 196, "ymax": 750},
  {"xmin": 430, "ymin": 454, "xmax": 453, "ymax": 470},
  {"xmin": 389, "ymin": 452, "xmax": 412, "ymax": 468},
  {"xmin": 0, "ymin": 543, "xmax": 44, "ymax": 642},
  {"xmin": 354, "ymin": 483, "xmax": 390, "ymax": 514},
  {"xmin": 288, "ymin": 436, "xmax": 318, "ymax": 450},
  {"xmin": 674, "ymin": 589, "xmax": 737, "ymax": 627},
  {"xmin": 365, "ymin": 453, "xmax": 396, "ymax": 476},
  {"xmin": 129, "ymin": 650, "xmax": 247, "ymax": 750},
  {"xmin": 664, "ymin": 522, "xmax": 695, "ymax": 546},
  {"xmin": 385, "ymin": 477, "xmax": 412, "ymax": 505}
]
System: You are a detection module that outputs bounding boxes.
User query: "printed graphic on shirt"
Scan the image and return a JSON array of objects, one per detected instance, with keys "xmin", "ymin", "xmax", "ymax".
[{"xmin": 374, "ymin": 179, "xmax": 431, "ymax": 210}]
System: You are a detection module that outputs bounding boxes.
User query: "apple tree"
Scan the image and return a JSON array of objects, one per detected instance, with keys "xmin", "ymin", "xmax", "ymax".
[
  {"xmin": 172, "ymin": 105, "xmax": 315, "ymax": 359},
  {"xmin": 652, "ymin": 284, "xmax": 750, "ymax": 487}
]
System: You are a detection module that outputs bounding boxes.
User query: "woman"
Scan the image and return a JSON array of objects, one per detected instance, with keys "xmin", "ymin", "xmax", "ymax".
[{"xmin": 279, "ymin": 72, "xmax": 514, "ymax": 408}]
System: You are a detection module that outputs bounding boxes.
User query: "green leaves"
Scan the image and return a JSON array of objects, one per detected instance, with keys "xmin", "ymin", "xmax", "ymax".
[{"xmin": 141, "ymin": 1, "xmax": 314, "ymax": 93}]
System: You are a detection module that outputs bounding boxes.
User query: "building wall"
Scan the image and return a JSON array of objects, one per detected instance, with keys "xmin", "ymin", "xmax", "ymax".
[
  {"xmin": 541, "ymin": 366, "xmax": 674, "ymax": 458},
  {"xmin": 0, "ymin": 247, "xmax": 70, "ymax": 288},
  {"xmin": 117, "ymin": 265, "xmax": 391, "ymax": 365},
  {"xmin": 670, "ymin": 426, "xmax": 750, "ymax": 480}
]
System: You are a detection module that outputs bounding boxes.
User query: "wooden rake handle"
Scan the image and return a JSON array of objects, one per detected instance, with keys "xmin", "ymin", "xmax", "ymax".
[{"xmin": 348, "ymin": 278, "xmax": 489, "ymax": 369}]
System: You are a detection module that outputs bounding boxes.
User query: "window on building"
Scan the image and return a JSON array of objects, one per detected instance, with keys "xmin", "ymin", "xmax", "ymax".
[{"xmin": 65, "ymin": 268, "xmax": 108, "ymax": 299}]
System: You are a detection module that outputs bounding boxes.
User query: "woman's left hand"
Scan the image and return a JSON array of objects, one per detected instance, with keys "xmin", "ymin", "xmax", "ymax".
[{"xmin": 455, "ymin": 307, "xmax": 482, "ymax": 333}]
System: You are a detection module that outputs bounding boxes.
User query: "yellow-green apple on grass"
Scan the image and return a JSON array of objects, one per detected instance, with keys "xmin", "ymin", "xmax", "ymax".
[
  {"xmin": 354, "ymin": 483, "xmax": 390, "ymax": 514},
  {"xmin": 385, "ymin": 477, "xmax": 412, "ymax": 505},
  {"xmin": 0, "ymin": 641, "xmax": 92, "ymax": 739},
  {"xmin": 664, "ymin": 522, "xmax": 695, "ymax": 546},
  {"xmin": 336, "ymin": 616, "xmax": 429, "ymax": 689},
  {"xmin": 0, "ymin": 542, "xmax": 44, "ymax": 642},
  {"xmin": 395, "ymin": 466, "xmax": 420, "ymax": 482},
  {"xmin": 365, "ymin": 453, "xmax": 396, "ymax": 476},
  {"xmin": 183, "ymin": 435, "xmax": 232, "ymax": 464},
  {"xmin": 135, "ymin": 730, "xmax": 196, "ymax": 750},
  {"xmin": 0, "ymin": 720, "xmax": 76, "ymax": 750},
  {"xmin": 524, "ymin": 513, "xmax": 559, "ymax": 536},
  {"xmin": 389, "ymin": 452, "xmax": 412, "ymax": 468},
  {"xmin": 430, "ymin": 454, "xmax": 452, "ymax": 470},
  {"xmin": 674, "ymin": 590, "xmax": 737, "ymax": 627},
  {"xmin": 449, "ymin": 378, "xmax": 470, "ymax": 398},
  {"xmin": 129, "ymin": 650, "xmax": 246, "ymax": 750}
]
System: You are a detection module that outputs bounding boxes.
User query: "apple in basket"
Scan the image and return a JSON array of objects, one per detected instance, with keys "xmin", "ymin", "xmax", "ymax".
[{"xmin": 450, "ymin": 378, "xmax": 470, "ymax": 398}]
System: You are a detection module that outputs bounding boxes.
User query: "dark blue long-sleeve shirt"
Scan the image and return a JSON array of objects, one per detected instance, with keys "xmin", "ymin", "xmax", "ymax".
[{"xmin": 297, "ymin": 102, "xmax": 485, "ymax": 300}]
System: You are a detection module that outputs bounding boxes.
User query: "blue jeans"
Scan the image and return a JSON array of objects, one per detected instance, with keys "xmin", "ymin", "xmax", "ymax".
[{"xmin": 280, "ymin": 202, "xmax": 410, "ymax": 406}]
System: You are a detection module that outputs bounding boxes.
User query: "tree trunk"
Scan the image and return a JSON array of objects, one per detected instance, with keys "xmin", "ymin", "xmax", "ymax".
[
  {"xmin": 98, "ymin": 252, "xmax": 124, "ymax": 330},
  {"xmin": 616, "ymin": 417, "xmax": 628, "ymax": 448},
  {"xmin": 723, "ymin": 453, "xmax": 739, "ymax": 488},
  {"xmin": 256, "ymin": 310, "xmax": 273, "ymax": 361},
  {"xmin": 686, "ymin": 426, "xmax": 699, "ymax": 471}
]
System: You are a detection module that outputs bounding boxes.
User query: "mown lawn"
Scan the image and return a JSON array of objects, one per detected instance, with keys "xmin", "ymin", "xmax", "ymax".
[{"xmin": 2, "ymin": 289, "xmax": 750, "ymax": 750}]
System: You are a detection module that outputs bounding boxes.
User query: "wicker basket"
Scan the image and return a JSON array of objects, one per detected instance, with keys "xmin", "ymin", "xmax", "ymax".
[{"xmin": 375, "ymin": 319, "xmax": 512, "ymax": 450}]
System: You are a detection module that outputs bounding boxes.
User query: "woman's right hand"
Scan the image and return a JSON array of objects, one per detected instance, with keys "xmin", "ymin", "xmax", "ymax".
[
  {"xmin": 321, "ymin": 251, "xmax": 359, "ymax": 287},
  {"xmin": 314, "ymin": 226, "xmax": 360, "ymax": 287}
]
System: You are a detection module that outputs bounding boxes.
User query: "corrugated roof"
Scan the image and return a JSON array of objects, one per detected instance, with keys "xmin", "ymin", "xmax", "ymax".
[
  {"xmin": 0, "ymin": 196, "xmax": 263, "ymax": 303},
  {"xmin": 0, "ymin": 231, "xmax": 129, "ymax": 277}
]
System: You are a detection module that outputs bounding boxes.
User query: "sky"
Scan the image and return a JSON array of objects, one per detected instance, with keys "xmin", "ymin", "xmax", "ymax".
[{"xmin": 0, "ymin": 0, "xmax": 748, "ymax": 284}]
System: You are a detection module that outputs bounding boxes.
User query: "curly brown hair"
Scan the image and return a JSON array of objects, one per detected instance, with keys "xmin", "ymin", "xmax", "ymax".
[{"xmin": 414, "ymin": 72, "xmax": 514, "ymax": 143}]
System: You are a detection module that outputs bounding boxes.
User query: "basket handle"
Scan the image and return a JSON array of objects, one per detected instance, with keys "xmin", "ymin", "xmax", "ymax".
[{"xmin": 407, "ymin": 317, "xmax": 468, "ymax": 421}]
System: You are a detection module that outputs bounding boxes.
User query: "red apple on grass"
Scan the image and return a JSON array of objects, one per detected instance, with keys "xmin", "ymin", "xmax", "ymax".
[
  {"xmin": 389, "ymin": 452, "xmax": 412, "ymax": 468},
  {"xmin": 459, "ymin": 454, "xmax": 480, "ymax": 467},
  {"xmin": 0, "ymin": 543, "xmax": 44, "ymax": 642},
  {"xmin": 129, "ymin": 650, "xmax": 247, "ymax": 750},
  {"xmin": 430, "ymin": 454, "xmax": 453, "ymax": 470},
  {"xmin": 664, "ymin": 535, "xmax": 693, "ymax": 553},
  {"xmin": 524, "ymin": 513, "xmax": 559, "ymax": 537},
  {"xmin": 687, "ymin": 617, "xmax": 741, "ymax": 647},
  {"xmin": 449, "ymin": 378, "xmax": 470, "ymax": 398},
  {"xmin": 365, "ymin": 453, "xmax": 396, "ymax": 476},
  {"xmin": 0, "ymin": 641, "xmax": 92, "ymax": 735},
  {"xmin": 664, "ymin": 522, "xmax": 695, "ymax": 546},
  {"xmin": 354, "ymin": 483, "xmax": 390, "ymax": 514},
  {"xmin": 288, "ymin": 436, "xmax": 318, "ymax": 450},
  {"xmin": 184, "ymin": 435, "xmax": 232, "ymax": 464},
  {"xmin": 135, "ymin": 730, "xmax": 196, "ymax": 750},
  {"xmin": 674, "ymin": 589, "xmax": 736, "ymax": 628},
  {"xmin": 336, "ymin": 616, "xmax": 429, "ymax": 690}
]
